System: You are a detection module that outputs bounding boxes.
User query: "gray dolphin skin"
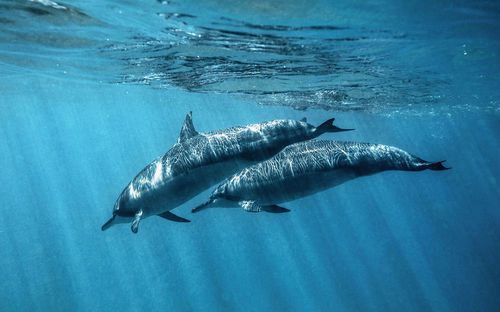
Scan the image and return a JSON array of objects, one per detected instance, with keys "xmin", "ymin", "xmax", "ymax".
[
  {"xmin": 102, "ymin": 113, "xmax": 353, "ymax": 233},
  {"xmin": 192, "ymin": 140, "xmax": 450, "ymax": 213}
]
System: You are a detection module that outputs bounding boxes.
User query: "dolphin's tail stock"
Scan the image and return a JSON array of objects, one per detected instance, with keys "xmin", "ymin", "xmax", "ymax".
[
  {"xmin": 192, "ymin": 198, "xmax": 215, "ymax": 213},
  {"xmin": 316, "ymin": 118, "xmax": 354, "ymax": 134}
]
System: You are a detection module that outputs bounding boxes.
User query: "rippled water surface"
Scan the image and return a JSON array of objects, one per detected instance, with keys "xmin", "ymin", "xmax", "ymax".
[
  {"xmin": 2, "ymin": 0, "xmax": 499, "ymax": 113},
  {"xmin": 0, "ymin": 1, "xmax": 499, "ymax": 311}
]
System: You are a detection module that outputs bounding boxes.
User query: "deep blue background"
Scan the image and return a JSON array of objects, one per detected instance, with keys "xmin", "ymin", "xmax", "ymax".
[{"xmin": 0, "ymin": 0, "xmax": 499, "ymax": 311}]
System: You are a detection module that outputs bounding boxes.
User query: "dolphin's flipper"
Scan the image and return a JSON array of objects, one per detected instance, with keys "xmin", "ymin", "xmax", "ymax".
[
  {"xmin": 262, "ymin": 205, "xmax": 290, "ymax": 213},
  {"xmin": 131, "ymin": 210, "xmax": 143, "ymax": 234},
  {"xmin": 158, "ymin": 211, "xmax": 191, "ymax": 222},
  {"xmin": 177, "ymin": 111, "xmax": 199, "ymax": 143}
]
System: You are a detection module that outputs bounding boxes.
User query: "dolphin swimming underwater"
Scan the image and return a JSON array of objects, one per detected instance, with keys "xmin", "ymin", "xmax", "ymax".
[
  {"xmin": 102, "ymin": 113, "xmax": 353, "ymax": 233},
  {"xmin": 192, "ymin": 140, "xmax": 450, "ymax": 213}
]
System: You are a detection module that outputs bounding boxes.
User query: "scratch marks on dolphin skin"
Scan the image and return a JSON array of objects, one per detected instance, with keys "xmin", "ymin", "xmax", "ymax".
[
  {"xmin": 151, "ymin": 161, "xmax": 163, "ymax": 185},
  {"xmin": 104, "ymin": 116, "xmax": 343, "ymax": 231},
  {"xmin": 231, "ymin": 141, "xmax": 418, "ymax": 192},
  {"xmin": 29, "ymin": 0, "xmax": 67, "ymax": 10},
  {"xmin": 197, "ymin": 139, "xmax": 449, "ymax": 214},
  {"xmin": 129, "ymin": 183, "xmax": 141, "ymax": 200},
  {"xmin": 227, "ymin": 140, "xmax": 422, "ymax": 187},
  {"xmin": 130, "ymin": 119, "xmax": 317, "ymax": 200}
]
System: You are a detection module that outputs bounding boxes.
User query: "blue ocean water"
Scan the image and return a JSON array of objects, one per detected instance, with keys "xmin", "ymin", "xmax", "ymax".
[{"xmin": 0, "ymin": 0, "xmax": 499, "ymax": 311}]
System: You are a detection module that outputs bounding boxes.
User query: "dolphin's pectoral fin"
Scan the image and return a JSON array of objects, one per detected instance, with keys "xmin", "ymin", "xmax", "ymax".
[
  {"xmin": 158, "ymin": 211, "xmax": 191, "ymax": 222},
  {"xmin": 131, "ymin": 210, "xmax": 143, "ymax": 234},
  {"xmin": 177, "ymin": 111, "xmax": 199, "ymax": 144},
  {"xmin": 262, "ymin": 205, "xmax": 290, "ymax": 213},
  {"xmin": 239, "ymin": 201, "xmax": 263, "ymax": 212}
]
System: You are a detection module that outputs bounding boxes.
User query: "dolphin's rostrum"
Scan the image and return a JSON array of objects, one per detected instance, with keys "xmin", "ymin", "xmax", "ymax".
[
  {"xmin": 192, "ymin": 140, "xmax": 450, "ymax": 213},
  {"xmin": 102, "ymin": 113, "xmax": 352, "ymax": 233}
]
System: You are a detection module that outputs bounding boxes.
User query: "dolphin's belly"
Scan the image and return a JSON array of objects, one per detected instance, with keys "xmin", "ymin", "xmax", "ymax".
[
  {"xmin": 231, "ymin": 169, "xmax": 358, "ymax": 205},
  {"xmin": 141, "ymin": 158, "xmax": 254, "ymax": 216}
]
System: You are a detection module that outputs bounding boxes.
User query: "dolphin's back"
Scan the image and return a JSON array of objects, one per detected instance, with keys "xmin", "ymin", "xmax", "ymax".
[
  {"xmin": 160, "ymin": 120, "xmax": 313, "ymax": 179},
  {"xmin": 126, "ymin": 119, "xmax": 318, "ymax": 214},
  {"xmin": 218, "ymin": 140, "xmax": 442, "ymax": 204},
  {"xmin": 261, "ymin": 140, "xmax": 428, "ymax": 175},
  {"xmin": 106, "ymin": 114, "xmax": 354, "ymax": 231},
  {"xmin": 225, "ymin": 140, "xmax": 417, "ymax": 184}
]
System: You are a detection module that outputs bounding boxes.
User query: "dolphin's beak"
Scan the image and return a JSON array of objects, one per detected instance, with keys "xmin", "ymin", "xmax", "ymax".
[
  {"xmin": 331, "ymin": 125, "xmax": 354, "ymax": 132},
  {"xmin": 101, "ymin": 215, "xmax": 116, "ymax": 231}
]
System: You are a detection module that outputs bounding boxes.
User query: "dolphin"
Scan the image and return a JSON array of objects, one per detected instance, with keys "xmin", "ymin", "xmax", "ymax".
[
  {"xmin": 192, "ymin": 140, "xmax": 450, "ymax": 213},
  {"xmin": 102, "ymin": 113, "xmax": 353, "ymax": 233}
]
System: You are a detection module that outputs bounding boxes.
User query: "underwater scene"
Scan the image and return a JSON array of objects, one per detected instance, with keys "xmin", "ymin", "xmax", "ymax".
[{"xmin": 0, "ymin": 0, "xmax": 499, "ymax": 311}]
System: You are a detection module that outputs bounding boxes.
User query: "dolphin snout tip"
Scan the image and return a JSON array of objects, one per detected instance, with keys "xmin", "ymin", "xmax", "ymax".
[{"xmin": 101, "ymin": 215, "xmax": 116, "ymax": 231}]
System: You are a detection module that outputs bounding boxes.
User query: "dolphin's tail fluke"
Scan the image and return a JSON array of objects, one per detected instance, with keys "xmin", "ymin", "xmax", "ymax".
[
  {"xmin": 316, "ymin": 118, "xmax": 354, "ymax": 134},
  {"xmin": 415, "ymin": 159, "xmax": 451, "ymax": 171},
  {"xmin": 192, "ymin": 198, "xmax": 215, "ymax": 213},
  {"xmin": 426, "ymin": 160, "xmax": 451, "ymax": 171}
]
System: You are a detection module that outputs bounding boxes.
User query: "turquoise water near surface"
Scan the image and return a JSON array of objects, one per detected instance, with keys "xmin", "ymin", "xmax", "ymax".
[{"xmin": 0, "ymin": 0, "xmax": 499, "ymax": 311}]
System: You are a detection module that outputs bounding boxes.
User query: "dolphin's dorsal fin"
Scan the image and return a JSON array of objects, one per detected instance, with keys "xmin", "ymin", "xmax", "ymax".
[
  {"xmin": 177, "ymin": 111, "xmax": 199, "ymax": 143},
  {"xmin": 300, "ymin": 117, "xmax": 307, "ymax": 122}
]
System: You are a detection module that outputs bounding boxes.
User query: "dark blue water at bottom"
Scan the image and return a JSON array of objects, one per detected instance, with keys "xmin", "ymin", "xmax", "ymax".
[{"xmin": 0, "ymin": 0, "xmax": 499, "ymax": 311}]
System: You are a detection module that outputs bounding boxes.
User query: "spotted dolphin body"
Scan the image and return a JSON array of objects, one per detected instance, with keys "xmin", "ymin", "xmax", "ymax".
[
  {"xmin": 192, "ymin": 140, "xmax": 450, "ymax": 213},
  {"xmin": 102, "ymin": 113, "xmax": 352, "ymax": 233}
]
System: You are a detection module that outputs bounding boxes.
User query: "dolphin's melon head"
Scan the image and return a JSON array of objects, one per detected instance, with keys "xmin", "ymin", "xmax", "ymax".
[{"xmin": 101, "ymin": 185, "xmax": 137, "ymax": 231}]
